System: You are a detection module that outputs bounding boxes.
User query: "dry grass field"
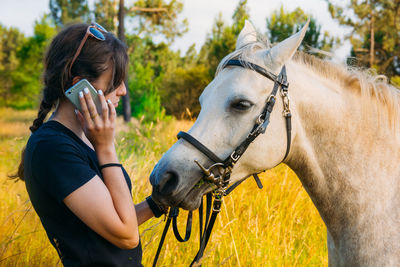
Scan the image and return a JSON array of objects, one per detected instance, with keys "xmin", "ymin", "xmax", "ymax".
[{"xmin": 0, "ymin": 107, "xmax": 327, "ymax": 266}]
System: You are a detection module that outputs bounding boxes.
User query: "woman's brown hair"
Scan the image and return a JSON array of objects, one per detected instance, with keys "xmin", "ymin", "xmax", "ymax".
[{"xmin": 10, "ymin": 23, "xmax": 128, "ymax": 180}]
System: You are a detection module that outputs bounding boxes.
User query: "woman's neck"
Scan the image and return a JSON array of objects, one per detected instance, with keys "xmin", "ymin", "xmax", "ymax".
[{"xmin": 51, "ymin": 99, "xmax": 92, "ymax": 148}]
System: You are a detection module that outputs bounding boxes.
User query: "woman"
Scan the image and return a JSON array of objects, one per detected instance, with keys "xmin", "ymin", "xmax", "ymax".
[{"xmin": 12, "ymin": 23, "xmax": 165, "ymax": 266}]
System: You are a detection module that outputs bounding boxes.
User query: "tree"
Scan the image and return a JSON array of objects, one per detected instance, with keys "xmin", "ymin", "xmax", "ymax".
[
  {"xmin": 161, "ymin": 64, "xmax": 209, "ymax": 118},
  {"xmin": 49, "ymin": 0, "xmax": 90, "ymax": 26},
  {"xmin": 0, "ymin": 17, "xmax": 56, "ymax": 108},
  {"xmin": 12, "ymin": 16, "xmax": 57, "ymax": 108},
  {"xmin": 117, "ymin": 0, "xmax": 131, "ymax": 122},
  {"xmin": 327, "ymin": 0, "xmax": 400, "ymax": 77},
  {"xmin": 232, "ymin": 0, "xmax": 250, "ymax": 35},
  {"xmin": 94, "ymin": 0, "xmax": 119, "ymax": 33},
  {"xmin": 131, "ymin": 0, "xmax": 188, "ymax": 43},
  {"xmin": 266, "ymin": 6, "xmax": 339, "ymax": 55},
  {"xmin": 160, "ymin": 0, "xmax": 252, "ymax": 118},
  {"xmin": 199, "ymin": 0, "xmax": 251, "ymax": 77},
  {"xmin": 0, "ymin": 25, "xmax": 26, "ymax": 106},
  {"xmin": 199, "ymin": 13, "xmax": 236, "ymax": 77},
  {"xmin": 91, "ymin": 0, "xmax": 188, "ymax": 122}
]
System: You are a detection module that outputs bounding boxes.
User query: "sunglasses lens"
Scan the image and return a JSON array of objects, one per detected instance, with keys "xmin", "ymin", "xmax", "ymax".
[
  {"xmin": 94, "ymin": 23, "xmax": 107, "ymax": 33},
  {"xmin": 89, "ymin": 27, "xmax": 106, "ymax": 41}
]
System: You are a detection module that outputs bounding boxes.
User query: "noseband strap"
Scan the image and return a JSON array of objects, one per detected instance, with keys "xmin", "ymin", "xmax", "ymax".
[{"xmin": 177, "ymin": 131, "xmax": 223, "ymax": 163}]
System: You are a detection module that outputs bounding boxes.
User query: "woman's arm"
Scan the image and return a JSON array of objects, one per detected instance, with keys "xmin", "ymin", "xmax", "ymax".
[
  {"xmin": 64, "ymin": 88, "xmax": 139, "ymax": 249},
  {"xmin": 135, "ymin": 201, "xmax": 154, "ymax": 226},
  {"xmin": 64, "ymin": 174, "xmax": 139, "ymax": 249}
]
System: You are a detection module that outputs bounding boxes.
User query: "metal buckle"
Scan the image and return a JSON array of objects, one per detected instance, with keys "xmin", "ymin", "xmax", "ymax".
[
  {"xmin": 230, "ymin": 151, "xmax": 240, "ymax": 162},
  {"xmin": 255, "ymin": 114, "xmax": 264, "ymax": 125},
  {"xmin": 281, "ymin": 90, "xmax": 291, "ymax": 117},
  {"xmin": 212, "ymin": 190, "xmax": 224, "ymax": 212},
  {"xmin": 266, "ymin": 94, "xmax": 276, "ymax": 103},
  {"xmin": 212, "ymin": 198, "xmax": 222, "ymax": 212}
]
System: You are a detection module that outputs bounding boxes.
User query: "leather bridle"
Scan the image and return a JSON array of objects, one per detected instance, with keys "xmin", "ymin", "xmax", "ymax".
[{"xmin": 153, "ymin": 59, "xmax": 292, "ymax": 266}]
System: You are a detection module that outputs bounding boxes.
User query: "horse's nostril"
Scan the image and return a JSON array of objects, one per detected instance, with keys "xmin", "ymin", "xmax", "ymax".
[{"xmin": 158, "ymin": 171, "xmax": 179, "ymax": 196}]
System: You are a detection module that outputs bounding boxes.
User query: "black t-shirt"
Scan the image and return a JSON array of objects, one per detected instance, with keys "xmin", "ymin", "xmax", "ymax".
[{"xmin": 24, "ymin": 120, "xmax": 143, "ymax": 267}]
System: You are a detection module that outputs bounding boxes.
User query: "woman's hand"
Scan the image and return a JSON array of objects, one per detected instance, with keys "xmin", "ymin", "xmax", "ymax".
[
  {"xmin": 76, "ymin": 88, "xmax": 116, "ymax": 154},
  {"xmin": 67, "ymin": 88, "xmax": 139, "ymax": 249}
]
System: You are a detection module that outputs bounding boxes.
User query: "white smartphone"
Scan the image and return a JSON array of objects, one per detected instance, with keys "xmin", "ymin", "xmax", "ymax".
[{"xmin": 65, "ymin": 79, "xmax": 102, "ymax": 114}]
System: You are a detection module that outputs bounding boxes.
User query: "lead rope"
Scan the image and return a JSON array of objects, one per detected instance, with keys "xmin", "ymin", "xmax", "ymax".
[
  {"xmin": 152, "ymin": 178, "xmax": 262, "ymax": 267},
  {"xmin": 152, "ymin": 193, "xmax": 214, "ymax": 267}
]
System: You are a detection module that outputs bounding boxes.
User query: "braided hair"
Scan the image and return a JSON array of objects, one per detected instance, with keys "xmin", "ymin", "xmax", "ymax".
[{"xmin": 11, "ymin": 23, "xmax": 128, "ymax": 180}]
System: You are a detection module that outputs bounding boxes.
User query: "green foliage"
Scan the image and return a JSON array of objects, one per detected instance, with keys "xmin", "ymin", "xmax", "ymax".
[
  {"xmin": 391, "ymin": 76, "xmax": 400, "ymax": 89},
  {"xmin": 163, "ymin": 0, "xmax": 251, "ymax": 118},
  {"xmin": 128, "ymin": 61, "xmax": 165, "ymax": 122},
  {"xmin": 94, "ymin": 0, "xmax": 119, "ymax": 33},
  {"xmin": 49, "ymin": 0, "xmax": 90, "ymax": 26},
  {"xmin": 199, "ymin": 0, "xmax": 251, "ymax": 77},
  {"xmin": 328, "ymin": 0, "xmax": 400, "ymax": 76},
  {"xmin": 161, "ymin": 64, "xmax": 210, "ymax": 118},
  {"xmin": 0, "ymin": 17, "xmax": 56, "ymax": 109},
  {"xmin": 124, "ymin": 33, "xmax": 181, "ymax": 121},
  {"xmin": 232, "ymin": 0, "xmax": 250, "ymax": 35},
  {"xmin": 12, "ymin": 17, "xmax": 56, "ymax": 109},
  {"xmin": 0, "ymin": 24, "xmax": 26, "ymax": 107},
  {"xmin": 199, "ymin": 13, "xmax": 237, "ymax": 77},
  {"xmin": 266, "ymin": 6, "xmax": 339, "ymax": 54},
  {"xmin": 159, "ymin": 0, "xmax": 250, "ymax": 117},
  {"xmin": 131, "ymin": 0, "xmax": 188, "ymax": 43}
]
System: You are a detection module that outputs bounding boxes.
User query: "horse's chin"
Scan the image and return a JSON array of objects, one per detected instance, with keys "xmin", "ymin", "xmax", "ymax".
[
  {"xmin": 178, "ymin": 196, "xmax": 202, "ymax": 211},
  {"xmin": 151, "ymin": 182, "xmax": 212, "ymax": 211},
  {"xmin": 177, "ymin": 183, "xmax": 213, "ymax": 211}
]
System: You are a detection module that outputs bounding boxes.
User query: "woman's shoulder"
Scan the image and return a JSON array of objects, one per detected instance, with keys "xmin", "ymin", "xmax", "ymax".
[{"xmin": 27, "ymin": 121, "xmax": 82, "ymax": 155}]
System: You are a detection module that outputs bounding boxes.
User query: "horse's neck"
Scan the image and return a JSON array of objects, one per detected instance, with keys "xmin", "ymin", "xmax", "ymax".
[{"xmin": 285, "ymin": 62, "xmax": 400, "ymax": 258}]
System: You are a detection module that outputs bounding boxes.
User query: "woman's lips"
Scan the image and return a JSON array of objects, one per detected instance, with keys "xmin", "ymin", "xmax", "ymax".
[{"xmin": 114, "ymin": 99, "xmax": 120, "ymax": 107}]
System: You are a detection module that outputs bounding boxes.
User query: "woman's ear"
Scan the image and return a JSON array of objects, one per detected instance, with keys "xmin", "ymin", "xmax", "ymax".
[{"xmin": 72, "ymin": 76, "xmax": 82, "ymax": 85}]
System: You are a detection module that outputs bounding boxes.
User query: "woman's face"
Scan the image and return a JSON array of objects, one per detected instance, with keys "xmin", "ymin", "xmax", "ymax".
[{"xmin": 91, "ymin": 67, "xmax": 127, "ymax": 108}]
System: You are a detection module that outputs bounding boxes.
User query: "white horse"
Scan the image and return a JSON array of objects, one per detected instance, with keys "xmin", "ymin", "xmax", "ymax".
[{"xmin": 150, "ymin": 21, "xmax": 400, "ymax": 266}]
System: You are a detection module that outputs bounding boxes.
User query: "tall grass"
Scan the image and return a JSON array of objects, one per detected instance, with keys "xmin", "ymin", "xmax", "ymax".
[{"xmin": 0, "ymin": 108, "xmax": 327, "ymax": 266}]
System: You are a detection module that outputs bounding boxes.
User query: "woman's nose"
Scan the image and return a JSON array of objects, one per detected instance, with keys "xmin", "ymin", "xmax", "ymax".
[{"xmin": 117, "ymin": 82, "xmax": 127, "ymax": 96}]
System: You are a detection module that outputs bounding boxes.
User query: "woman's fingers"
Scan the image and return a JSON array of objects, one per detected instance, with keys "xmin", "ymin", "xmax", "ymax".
[
  {"xmin": 107, "ymin": 99, "xmax": 116, "ymax": 124},
  {"xmin": 77, "ymin": 88, "xmax": 116, "ymax": 150},
  {"xmin": 97, "ymin": 89, "xmax": 109, "ymax": 122},
  {"xmin": 79, "ymin": 91, "xmax": 94, "ymax": 128},
  {"xmin": 83, "ymin": 87, "xmax": 102, "ymax": 124}
]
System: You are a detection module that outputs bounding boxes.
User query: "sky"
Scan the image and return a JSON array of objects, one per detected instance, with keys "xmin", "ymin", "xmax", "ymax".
[{"xmin": 0, "ymin": 0, "xmax": 351, "ymax": 61}]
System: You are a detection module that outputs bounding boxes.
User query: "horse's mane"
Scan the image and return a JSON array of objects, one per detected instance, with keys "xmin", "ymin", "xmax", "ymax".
[{"xmin": 216, "ymin": 39, "xmax": 400, "ymax": 130}]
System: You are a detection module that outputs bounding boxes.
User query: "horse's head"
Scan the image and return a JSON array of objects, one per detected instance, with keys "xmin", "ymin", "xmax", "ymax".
[{"xmin": 150, "ymin": 21, "xmax": 309, "ymax": 210}]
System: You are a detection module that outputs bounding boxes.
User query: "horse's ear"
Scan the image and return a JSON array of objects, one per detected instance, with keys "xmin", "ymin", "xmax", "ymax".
[
  {"xmin": 236, "ymin": 20, "xmax": 257, "ymax": 50},
  {"xmin": 265, "ymin": 19, "xmax": 310, "ymax": 70}
]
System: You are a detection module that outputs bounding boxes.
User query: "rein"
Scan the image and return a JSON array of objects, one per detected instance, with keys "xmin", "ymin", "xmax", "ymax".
[{"xmin": 153, "ymin": 59, "xmax": 292, "ymax": 266}]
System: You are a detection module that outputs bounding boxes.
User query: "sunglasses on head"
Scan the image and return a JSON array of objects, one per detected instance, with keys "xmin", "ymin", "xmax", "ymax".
[{"xmin": 68, "ymin": 22, "xmax": 108, "ymax": 76}]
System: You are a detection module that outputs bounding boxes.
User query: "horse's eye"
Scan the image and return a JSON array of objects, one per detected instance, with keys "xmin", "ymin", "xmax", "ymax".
[{"xmin": 231, "ymin": 100, "xmax": 253, "ymax": 111}]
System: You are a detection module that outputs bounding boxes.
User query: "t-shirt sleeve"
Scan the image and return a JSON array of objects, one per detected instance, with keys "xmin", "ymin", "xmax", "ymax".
[{"xmin": 32, "ymin": 139, "xmax": 98, "ymax": 203}]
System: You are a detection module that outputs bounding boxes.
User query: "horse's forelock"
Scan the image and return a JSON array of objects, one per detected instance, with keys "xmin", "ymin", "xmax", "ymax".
[{"xmin": 216, "ymin": 31, "xmax": 271, "ymax": 76}]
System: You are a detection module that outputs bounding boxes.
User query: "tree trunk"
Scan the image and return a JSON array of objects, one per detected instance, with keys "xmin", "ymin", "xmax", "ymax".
[
  {"xmin": 118, "ymin": 0, "xmax": 131, "ymax": 122},
  {"xmin": 369, "ymin": 2, "xmax": 375, "ymax": 68}
]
